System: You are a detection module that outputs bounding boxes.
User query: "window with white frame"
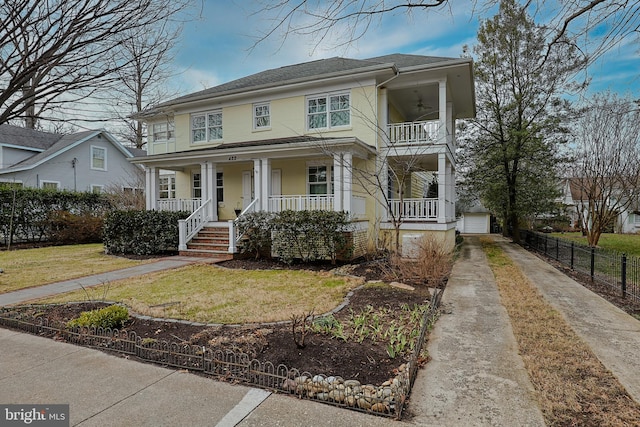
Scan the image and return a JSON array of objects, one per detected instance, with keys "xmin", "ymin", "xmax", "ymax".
[
  {"xmin": 191, "ymin": 111, "xmax": 222, "ymax": 143},
  {"xmin": 253, "ymin": 102, "xmax": 270, "ymax": 129},
  {"xmin": 307, "ymin": 92, "xmax": 350, "ymax": 130},
  {"xmin": 41, "ymin": 181, "xmax": 59, "ymax": 190},
  {"xmin": 216, "ymin": 172, "xmax": 224, "ymax": 202},
  {"xmin": 159, "ymin": 176, "xmax": 175, "ymax": 199},
  {"xmin": 152, "ymin": 120, "xmax": 175, "ymax": 142},
  {"xmin": 91, "ymin": 185, "xmax": 103, "ymax": 194},
  {"xmin": 91, "ymin": 146, "xmax": 107, "ymax": 170},
  {"xmin": 307, "ymin": 165, "xmax": 333, "ymax": 195},
  {"xmin": 192, "ymin": 172, "xmax": 201, "ymax": 198}
]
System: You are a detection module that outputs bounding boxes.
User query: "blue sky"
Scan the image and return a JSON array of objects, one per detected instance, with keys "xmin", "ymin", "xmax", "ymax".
[{"xmin": 169, "ymin": 1, "xmax": 637, "ymax": 100}]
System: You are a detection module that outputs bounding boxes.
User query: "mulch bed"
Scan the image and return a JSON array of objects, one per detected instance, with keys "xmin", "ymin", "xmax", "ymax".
[{"xmin": 4, "ymin": 258, "xmax": 434, "ymax": 386}]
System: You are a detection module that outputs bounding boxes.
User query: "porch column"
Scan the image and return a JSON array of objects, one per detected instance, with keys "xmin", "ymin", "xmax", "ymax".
[
  {"xmin": 333, "ymin": 153, "xmax": 343, "ymax": 211},
  {"xmin": 438, "ymin": 153, "xmax": 446, "ymax": 223},
  {"xmin": 207, "ymin": 162, "xmax": 218, "ymax": 221},
  {"xmin": 253, "ymin": 159, "xmax": 262, "ymax": 210},
  {"xmin": 145, "ymin": 167, "xmax": 159, "ymax": 210},
  {"xmin": 448, "ymin": 161, "xmax": 455, "ymax": 221},
  {"xmin": 200, "ymin": 161, "xmax": 209, "ymax": 215},
  {"xmin": 380, "ymin": 158, "xmax": 389, "ymax": 222},
  {"xmin": 343, "ymin": 152, "xmax": 353, "ymax": 213},
  {"xmin": 379, "ymin": 88, "xmax": 389, "ymax": 148},
  {"xmin": 439, "ymin": 79, "xmax": 447, "ymax": 144},
  {"xmin": 261, "ymin": 158, "xmax": 271, "ymax": 212}
]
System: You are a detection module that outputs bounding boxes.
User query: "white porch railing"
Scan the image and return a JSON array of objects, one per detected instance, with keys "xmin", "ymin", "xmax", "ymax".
[
  {"xmin": 268, "ymin": 195, "xmax": 334, "ymax": 212},
  {"xmin": 229, "ymin": 198, "xmax": 260, "ymax": 253},
  {"xmin": 388, "ymin": 198, "xmax": 438, "ymax": 220},
  {"xmin": 157, "ymin": 198, "xmax": 202, "ymax": 213},
  {"xmin": 387, "ymin": 120, "xmax": 440, "ymax": 145},
  {"xmin": 178, "ymin": 199, "xmax": 211, "ymax": 251}
]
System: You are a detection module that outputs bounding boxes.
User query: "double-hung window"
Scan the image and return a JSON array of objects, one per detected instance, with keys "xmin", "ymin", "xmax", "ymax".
[
  {"xmin": 254, "ymin": 103, "xmax": 270, "ymax": 129},
  {"xmin": 159, "ymin": 176, "xmax": 175, "ymax": 199},
  {"xmin": 308, "ymin": 165, "xmax": 333, "ymax": 195},
  {"xmin": 91, "ymin": 146, "xmax": 106, "ymax": 170},
  {"xmin": 192, "ymin": 111, "xmax": 222, "ymax": 143},
  {"xmin": 307, "ymin": 92, "xmax": 350, "ymax": 130},
  {"xmin": 152, "ymin": 121, "xmax": 175, "ymax": 142},
  {"xmin": 192, "ymin": 173, "xmax": 201, "ymax": 198},
  {"xmin": 216, "ymin": 172, "xmax": 224, "ymax": 202}
]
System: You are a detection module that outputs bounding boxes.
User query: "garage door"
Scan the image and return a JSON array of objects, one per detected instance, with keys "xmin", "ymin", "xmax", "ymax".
[{"xmin": 464, "ymin": 214, "xmax": 489, "ymax": 234}]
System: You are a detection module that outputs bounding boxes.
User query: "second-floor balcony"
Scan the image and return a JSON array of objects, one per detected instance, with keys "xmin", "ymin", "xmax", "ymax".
[{"xmin": 387, "ymin": 120, "xmax": 441, "ymax": 145}]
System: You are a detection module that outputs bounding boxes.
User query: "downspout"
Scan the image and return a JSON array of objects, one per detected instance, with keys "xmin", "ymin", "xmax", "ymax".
[{"xmin": 374, "ymin": 66, "xmax": 400, "ymax": 249}]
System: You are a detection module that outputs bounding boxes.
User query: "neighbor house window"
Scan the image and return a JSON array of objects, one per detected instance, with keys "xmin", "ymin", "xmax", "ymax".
[
  {"xmin": 216, "ymin": 172, "xmax": 224, "ymax": 202},
  {"xmin": 307, "ymin": 92, "xmax": 350, "ymax": 129},
  {"xmin": 91, "ymin": 185, "xmax": 103, "ymax": 194},
  {"xmin": 253, "ymin": 103, "xmax": 270, "ymax": 129},
  {"xmin": 152, "ymin": 121, "xmax": 175, "ymax": 142},
  {"xmin": 41, "ymin": 181, "xmax": 59, "ymax": 190},
  {"xmin": 159, "ymin": 176, "xmax": 175, "ymax": 199},
  {"xmin": 307, "ymin": 165, "xmax": 334, "ymax": 195},
  {"xmin": 192, "ymin": 110, "xmax": 222, "ymax": 142},
  {"xmin": 192, "ymin": 172, "xmax": 201, "ymax": 198},
  {"xmin": 91, "ymin": 146, "xmax": 106, "ymax": 170}
]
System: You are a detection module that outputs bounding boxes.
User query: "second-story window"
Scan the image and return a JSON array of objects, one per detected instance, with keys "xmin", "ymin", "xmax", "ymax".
[
  {"xmin": 307, "ymin": 92, "xmax": 350, "ymax": 130},
  {"xmin": 254, "ymin": 103, "xmax": 270, "ymax": 129},
  {"xmin": 192, "ymin": 110, "xmax": 222, "ymax": 143},
  {"xmin": 152, "ymin": 121, "xmax": 175, "ymax": 142},
  {"xmin": 91, "ymin": 146, "xmax": 106, "ymax": 170}
]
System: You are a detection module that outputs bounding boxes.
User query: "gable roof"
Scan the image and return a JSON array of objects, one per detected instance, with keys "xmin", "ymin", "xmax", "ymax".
[
  {"xmin": 144, "ymin": 53, "xmax": 470, "ymax": 113},
  {"xmin": 0, "ymin": 124, "xmax": 61, "ymax": 151},
  {"xmin": 0, "ymin": 128, "xmax": 134, "ymax": 175}
]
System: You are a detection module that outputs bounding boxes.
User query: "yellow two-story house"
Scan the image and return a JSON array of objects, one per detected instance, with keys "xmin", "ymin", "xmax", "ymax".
[{"xmin": 132, "ymin": 53, "xmax": 475, "ymax": 257}]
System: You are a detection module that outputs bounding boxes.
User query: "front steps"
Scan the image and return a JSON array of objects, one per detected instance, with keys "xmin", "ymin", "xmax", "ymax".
[{"xmin": 179, "ymin": 225, "xmax": 234, "ymax": 260}]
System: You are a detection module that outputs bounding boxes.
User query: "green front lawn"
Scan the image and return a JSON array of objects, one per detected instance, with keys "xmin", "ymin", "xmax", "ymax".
[
  {"xmin": 0, "ymin": 244, "xmax": 152, "ymax": 294},
  {"xmin": 551, "ymin": 233, "xmax": 640, "ymax": 257},
  {"xmin": 35, "ymin": 264, "xmax": 362, "ymax": 324}
]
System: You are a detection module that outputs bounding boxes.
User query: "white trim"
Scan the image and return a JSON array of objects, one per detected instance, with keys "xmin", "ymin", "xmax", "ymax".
[
  {"xmin": 253, "ymin": 102, "xmax": 271, "ymax": 130},
  {"xmin": 40, "ymin": 180, "xmax": 60, "ymax": 189},
  {"xmin": 90, "ymin": 145, "xmax": 107, "ymax": 171},
  {"xmin": 191, "ymin": 110, "xmax": 223, "ymax": 144},
  {"xmin": 305, "ymin": 90, "xmax": 351, "ymax": 131},
  {"xmin": 0, "ymin": 143, "xmax": 44, "ymax": 152}
]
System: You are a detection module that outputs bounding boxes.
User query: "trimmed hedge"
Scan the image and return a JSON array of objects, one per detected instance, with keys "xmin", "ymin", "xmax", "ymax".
[
  {"xmin": 0, "ymin": 186, "xmax": 111, "ymax": 246},
  {"xmin": 238, "ymin": 210, "xmax": 353, "ymax": 264},
  {"xmin": 103, "ymin": 210, "xmax": 189, "ymax": 255},
  {"xmin": 67, "ymin": 305, "xmax": 129, "ymax": 330}
]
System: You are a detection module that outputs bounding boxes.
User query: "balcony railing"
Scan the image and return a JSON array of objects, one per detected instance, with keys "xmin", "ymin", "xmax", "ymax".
[
  {"xmin": 156, "ymin": 198, "xmax": 202, "ymax": 212},
  {"xmin": 388, "ymin": 198, "xmax": 438, "ymax": 220},
  {"xmin": 387, "ymin": 120, "xmax": 440, "ymax": 145}
]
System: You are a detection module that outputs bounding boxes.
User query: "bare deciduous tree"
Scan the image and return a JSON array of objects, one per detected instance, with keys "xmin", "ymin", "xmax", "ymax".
[
  {"xmin": 569, "ymin": 92, "xmax": 640, "ymax": 246},
  {"xmin": 0, "ymin": 0, "xmax": 191, "ymax": 129}
]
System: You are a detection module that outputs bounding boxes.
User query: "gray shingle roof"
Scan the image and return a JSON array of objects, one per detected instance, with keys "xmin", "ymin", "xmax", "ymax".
[
  {"xmin": 154, "ymin": 53, "xmax": 457, "ymax": 109},
  {"xmin": 0, "ymin": 124, "xmax": 62, "ymax": 150}
]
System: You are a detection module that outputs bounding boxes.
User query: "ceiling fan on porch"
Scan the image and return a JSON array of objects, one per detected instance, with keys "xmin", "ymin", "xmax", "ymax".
[{"xmin": 413, "ymin": 90, "xmax": 435, "ymax": 121}]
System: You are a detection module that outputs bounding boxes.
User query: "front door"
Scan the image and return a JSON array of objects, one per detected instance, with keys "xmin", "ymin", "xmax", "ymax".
[{"xmin": 242, "ymin": 171, "xmax": 253, "ymax": 209}]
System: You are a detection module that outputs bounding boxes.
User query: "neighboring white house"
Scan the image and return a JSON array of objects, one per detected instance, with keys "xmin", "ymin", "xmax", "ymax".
[
  {"xmin": 561, "ymin": 178, "xmax": 640, "ymax": 234},
  {"xmin": 0, "ymin": 125, "xmax": 145, "ymax": 192},
  {"xmin": 131, "ymin": 54, "xmax": 476, "ymax": 256}
]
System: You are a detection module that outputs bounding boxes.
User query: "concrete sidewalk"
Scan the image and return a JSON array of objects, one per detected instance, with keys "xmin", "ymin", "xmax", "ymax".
[
  {"xmin": 1, "ymin": 236, "xmax": 639, "ymax": 426},
  {"xmin": 496, "ymin": 238, "xmax": 640, "ymax": 405}
]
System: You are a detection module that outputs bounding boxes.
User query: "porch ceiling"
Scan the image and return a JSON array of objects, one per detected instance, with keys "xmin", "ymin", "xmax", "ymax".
[
  {"xmin": 130, "ymin": 135, "xmax": 377, "ymax": 168},
  {"xmin": 384, "ymin": 60, "xmax": 475, "ymax": 121}
]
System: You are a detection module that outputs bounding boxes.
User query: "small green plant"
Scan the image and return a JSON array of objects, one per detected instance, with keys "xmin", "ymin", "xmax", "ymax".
[{"xmin": 67, "ymin": 305, "xmax": 129, "ymax": 329}]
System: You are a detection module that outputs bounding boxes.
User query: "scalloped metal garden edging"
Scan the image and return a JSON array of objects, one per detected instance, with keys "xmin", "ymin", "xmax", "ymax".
[{"xmin": 0, "ymin": 289, "xmax": 442, "ymax": 420}]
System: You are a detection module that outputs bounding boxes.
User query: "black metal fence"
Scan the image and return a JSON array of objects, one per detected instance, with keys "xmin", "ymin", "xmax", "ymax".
[
  {"xmin": 519, "ymin": 230, "xmax": 640, "ymax": 303},
  {"xmin": 0, "ymin": 289, "xmax": 443, "ymax": 420}
]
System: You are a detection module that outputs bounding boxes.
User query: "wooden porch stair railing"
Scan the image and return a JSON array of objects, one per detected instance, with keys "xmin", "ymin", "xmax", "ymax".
[{"xmin": 179, "ymin": 226, "xmax": 234, "ymax": 260}]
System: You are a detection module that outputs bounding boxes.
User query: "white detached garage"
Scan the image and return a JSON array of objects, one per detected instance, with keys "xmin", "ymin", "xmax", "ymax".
[{"xmin": 457, "ymin": 203, "xmax": 491, "ymax": 234}]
